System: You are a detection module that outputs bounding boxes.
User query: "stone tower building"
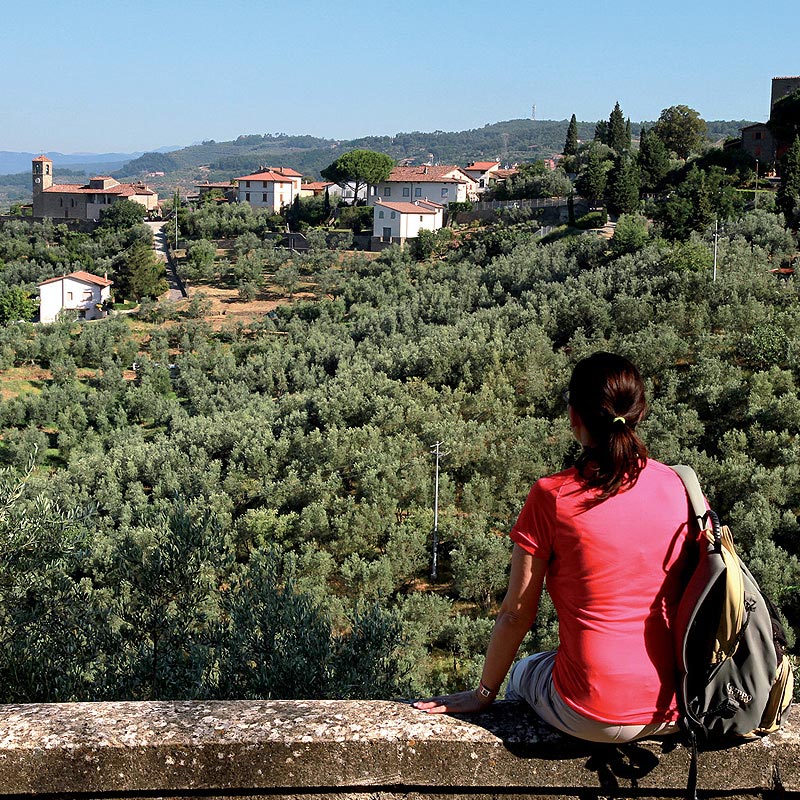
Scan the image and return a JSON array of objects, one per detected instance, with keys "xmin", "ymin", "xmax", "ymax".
[
  {"xmin": 31, "ymin": 155, "xmax": 53, "ymax": 198},
  {"xmin": 771, "ymin": 76, "xmax": 800, "ymax": 110}
]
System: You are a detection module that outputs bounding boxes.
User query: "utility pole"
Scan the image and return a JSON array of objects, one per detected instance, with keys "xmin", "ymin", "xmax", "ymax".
[
  {"xmin": 713, "ymin": 219, "xmax": 719, "ymax": 283},
  {"xmin": 174, "ymin": 189, "xmax": 179, "ymax": 249},
  {"xmin": 754, "ymin": 160, "xmax": 759, "ymax": 209},
  {"xmin": 430, "ymin": 441, "xmax": 446, "ymax": 580}
]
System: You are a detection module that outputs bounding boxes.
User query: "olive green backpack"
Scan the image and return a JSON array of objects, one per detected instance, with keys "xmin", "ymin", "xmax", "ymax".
[{"xmin": 671, "ymin": 466, "xmax": 794, "ymax": 798}]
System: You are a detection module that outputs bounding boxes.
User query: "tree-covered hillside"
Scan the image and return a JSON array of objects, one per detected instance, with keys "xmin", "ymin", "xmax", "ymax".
[
  {"xmin": 0, "ymin": 198, "xmax": 797, "ymax": 704},
  {"xmin": 114, "ymin": 118, "xmax": 756, "ymax": 188}
]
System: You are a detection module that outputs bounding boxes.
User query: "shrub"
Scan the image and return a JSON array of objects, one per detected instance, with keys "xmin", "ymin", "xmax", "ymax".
[{"xmin": 574, "ymin": 209, "xmax": 608, "ymax": 229}]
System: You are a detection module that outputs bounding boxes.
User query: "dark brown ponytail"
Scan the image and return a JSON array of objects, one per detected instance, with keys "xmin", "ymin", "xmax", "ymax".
[{"xmin": 568, "ymin": 352, "xmax": 648, "ymax": 499}]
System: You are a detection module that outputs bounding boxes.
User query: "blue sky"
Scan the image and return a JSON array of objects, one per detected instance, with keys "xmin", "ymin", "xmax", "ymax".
[{"xmin": 1, "ymin": 0, "xmax": 798, "ymax": 153}]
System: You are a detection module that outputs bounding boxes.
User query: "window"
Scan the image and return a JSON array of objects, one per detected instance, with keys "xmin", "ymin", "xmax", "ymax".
[
  {"xmin": 45, "ymin": 164, "xmax": 50, "ymax": 174},
  {"xmin": 59, "ymin": 198, "xmax": 63, "ymax": 206},
  {"xmin": 754, "ymin": 131, "xmax": 763, "ymax": 141},
  {"xmin": 71, "ymin": 198, "xmax": 75, "ymax": 207},
  {"xmin": 414, "ymin": 188, "xmax": 422, "ymax": 197},
  {"xmin": 245, "ymin": 192, "xmax": 250, "ymax": 201},
  {"xmin": 441, "ymin": 188, "xmax": 448, "ymax": 197},
  {"xmin": 246, "ymin": 181, "xmax": 251, "ymax": 188},
  {"xmin": 403, "ymin": 187, "xmax": 410, "ymax": 197},
  {"xmin": 420, "ymin": 216, "xmax": 424, "ymax": 221},
  {"xmin": 383, "ymin": 187, "xmax": 391, "ymax": 196},
  {"xmin": 67, "ymin": 291, "xmax": 73, "ymax": 300},
  {"xmin": 263, "ymin": 181, "xmax": 268, "ymax": 188},
  {"xmin": 390, "ymin": 211, "xmax": 396, "ymax": 219},
  {"xmin": 82, "ymin": 290, "xmax": 93, "ymax": 300},
  {"xmin": 378, "ymin": 210, "xmax": 384, "ymax": 218},
  {"xmin": 262, "ymin": 193, "xmax": 267, "ymax": 202}
]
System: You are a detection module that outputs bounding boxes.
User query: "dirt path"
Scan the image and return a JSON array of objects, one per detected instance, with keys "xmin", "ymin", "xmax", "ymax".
[{"xmin": 145, "ymin": 220, "xmax": 186, "ymax": 301}]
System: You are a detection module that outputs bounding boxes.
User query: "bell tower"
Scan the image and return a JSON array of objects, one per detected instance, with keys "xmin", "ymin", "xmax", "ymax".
[{"xmin": 32, "ymin": 155, "xmax": 53, "ymax": 196}]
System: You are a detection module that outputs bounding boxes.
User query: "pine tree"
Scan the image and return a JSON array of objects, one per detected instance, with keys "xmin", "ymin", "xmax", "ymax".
[
  {"xmin": 564, "ymin": 114, "xmax": 579, "ymax": 156},
  {"xmin": 777, "ymin": 135, "xmax": 800, "ymax": 227},
  {"xmin": 594, "ymin": 120, "xmax": 609, "ymax": 144},
  {"xmin": 608, "ymin": 102, "xmax": 627, "ymax": 154}
]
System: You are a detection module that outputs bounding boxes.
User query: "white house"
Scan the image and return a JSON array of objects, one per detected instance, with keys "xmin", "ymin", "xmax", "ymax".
[
  {"xmin": 300, "ymin": 181, "xmax": 337, "ymax": 198},
  {"xmin": 372, "ymin": 199, "xmax": 444, "ymax": 246},
  {"xmin": 236, "ymin": 167, "xmax": 303, "ymax": 212},
  {"xmin": 300, "ymin": 180, "xmax": 367, "ymax": 204},
  {"xmin": 462, "ymin": 160, "xmax": 501, "ymax": 193},
  {"xmin": 38, "ymin": 270, "xmax": 113, "ymax": 323},
  {"xmin": 369, "ymin": 165, "xmax": 477, "ymax": 207}
]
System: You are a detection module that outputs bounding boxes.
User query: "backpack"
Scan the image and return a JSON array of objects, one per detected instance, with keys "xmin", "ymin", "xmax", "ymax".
[{"xmin": 671, "ymin": 465, "xmax": 794, "ymax": 797}]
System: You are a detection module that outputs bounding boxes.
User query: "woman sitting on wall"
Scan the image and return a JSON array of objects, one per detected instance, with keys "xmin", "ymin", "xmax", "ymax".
[{"xmin": 414, "ymin": 352, "xmax": 694, "ymax": 742}]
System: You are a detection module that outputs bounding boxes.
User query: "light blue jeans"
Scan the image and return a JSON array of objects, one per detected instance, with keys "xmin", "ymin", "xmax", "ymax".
[{"xmin": 506, "ymin": 651, "xmax": 680, "ymax": 743}]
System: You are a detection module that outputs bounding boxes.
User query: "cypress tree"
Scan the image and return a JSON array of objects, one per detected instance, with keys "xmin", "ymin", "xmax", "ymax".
[
  {"xmin": 608, "ymin": 102, "xmax": 627, "ymax": 154},
  {"xmin": 637, "ymin": 125, "xmax": 670, "ymax": 192},
  {"xmin": 564, "ymin": 114, "xmax": 579, "ymax": 156},
  {"xmin": 607, "ymin": 154, "xmax": 641, "ymax": 215},
  {"xmin": 625, "ymin": 118, "xmax": 632, "ymax": 149},
  {"xmin": 117, "ymin": 241, "xmax": 168, "ymax": 301},
  {"xmin": 323, "ymin": 186, "xmax": 332, "ymax": 217},
  {"xmin": 576, "ymin": 144, "xmax": 610, "ymax": 206},
  {"xmin": 594, "ymin": 120, "xmax": 609, "ymax": 144}
]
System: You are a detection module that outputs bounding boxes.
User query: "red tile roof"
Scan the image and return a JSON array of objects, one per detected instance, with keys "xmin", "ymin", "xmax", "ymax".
[
  {"xmin": 32, "ymin": 155, "xmax": 52, "ymax": 162},
  {"xmin": 42, "ymin": 183, "xmax": 155, "ymax": 196},
  {"xmin": 375, "ymin": 200, "xmax": 441, "ymax": 215},
  {"xmin": 236, "ymin": 167, "xmax": 302, "ymax": 181},
  {"xmin": 38, "ymin": 270, "xmax": 113, "ymax": 288},
  {"xmin": 385, "ymin": 165, "xmax": 472, "ymax": 183},
  {"xmin": 465, "ymin": 161, "xmax": 500, "ymax": 171},
  {"xmin": 301, "ymin": 181, "xmax": 335, "ymax": 190}
]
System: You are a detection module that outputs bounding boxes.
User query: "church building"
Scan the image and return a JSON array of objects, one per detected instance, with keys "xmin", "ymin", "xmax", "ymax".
[{"xmin": 31, "ymin": 156, "xmax": 159, "ymax": 221}]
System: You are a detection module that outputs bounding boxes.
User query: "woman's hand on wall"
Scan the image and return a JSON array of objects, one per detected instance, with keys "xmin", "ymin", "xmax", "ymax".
[{"xmin": 412, "ymin": 690, "xmax": 493, "ymax": 714}]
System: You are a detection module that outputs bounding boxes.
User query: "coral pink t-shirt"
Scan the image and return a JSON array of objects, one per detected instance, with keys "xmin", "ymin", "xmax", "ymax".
[{"xmin": 510, "ymin": 459, "xmax": 695, "ymax": 725}]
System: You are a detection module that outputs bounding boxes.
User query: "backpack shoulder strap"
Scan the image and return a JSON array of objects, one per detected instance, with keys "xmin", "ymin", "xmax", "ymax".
[{"xmin": 670, "ymin": 464, "xmax": 707, "ymax": 525}]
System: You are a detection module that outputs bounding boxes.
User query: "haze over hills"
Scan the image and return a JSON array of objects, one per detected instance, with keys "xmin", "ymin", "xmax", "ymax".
[{"xmin": 0, "ymin": 146, "xmax": 182, "ymax": 177}]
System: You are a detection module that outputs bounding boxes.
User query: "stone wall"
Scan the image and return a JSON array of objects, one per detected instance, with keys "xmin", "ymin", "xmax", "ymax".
[
  {"xmin": 0, "ymin": 700, "xmax": 795, "ymax": 799},
  {"xmin": 0, "ymin": 214, "xmax": 98, "ymax": 234}
]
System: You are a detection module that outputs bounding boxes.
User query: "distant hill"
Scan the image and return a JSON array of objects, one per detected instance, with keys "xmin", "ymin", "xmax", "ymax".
[
  {"xmin": 0, "ymin": 146, "xmax": 182, "ymax": 177},
  {"xmin": 115, "ymin": 122, "xmax": 591, "ymax": 182},
  {"xmin": 114, "ymin": 119, "xmax": 757, "ymax": 186}
]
